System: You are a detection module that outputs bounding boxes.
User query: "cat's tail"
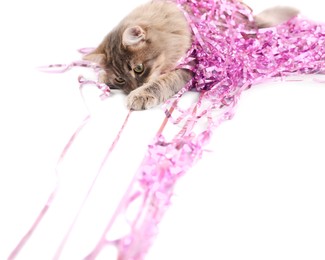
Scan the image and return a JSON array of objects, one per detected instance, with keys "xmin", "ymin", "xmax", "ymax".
[{"xmin": 254, "ymin": 6, "xmax": 299, "ymax": 28}]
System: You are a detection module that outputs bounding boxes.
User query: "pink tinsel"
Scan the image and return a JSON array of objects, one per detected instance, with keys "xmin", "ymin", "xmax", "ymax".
[{"xmin": 180, "ymin": 0, "xmax": 325, "ymax": 93}]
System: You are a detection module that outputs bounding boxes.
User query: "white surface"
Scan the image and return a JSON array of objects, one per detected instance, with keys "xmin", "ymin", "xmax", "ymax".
[{"xmin": 1, "ymin": 0, "xmax": 324, "ymax": 259}]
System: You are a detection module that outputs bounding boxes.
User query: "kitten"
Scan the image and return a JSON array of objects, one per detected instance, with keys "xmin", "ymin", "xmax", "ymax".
[{"xmin": 83, "ymin": 1, "xmax": 298, "ymax": 110}]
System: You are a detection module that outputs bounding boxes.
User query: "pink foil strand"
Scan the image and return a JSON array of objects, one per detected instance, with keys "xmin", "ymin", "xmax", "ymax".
[{"xmin": 7, "ymin": 115, "xmax": 91, "ymax": 260}]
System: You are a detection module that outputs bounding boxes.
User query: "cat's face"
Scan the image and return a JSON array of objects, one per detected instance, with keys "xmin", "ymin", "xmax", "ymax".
[{"xmin": 84, "ymin": 26, "xmax": 166, "ymax": 93}]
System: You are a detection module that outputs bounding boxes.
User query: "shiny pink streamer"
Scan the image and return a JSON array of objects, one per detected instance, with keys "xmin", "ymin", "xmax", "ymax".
[
  {"xmin": 7, "ymin": 115, "xmax": 91, "ymax": 260},
  {"xmin": 8, "ymin": 50, "xmax": 113, "ymax": 259},
  {"xmin": 38, "ymin": 54, "xmax": 111, "ymax": 98},
  {"xmin": 53, "ymin": 110, "xmax": 132, "ymax": 260}
]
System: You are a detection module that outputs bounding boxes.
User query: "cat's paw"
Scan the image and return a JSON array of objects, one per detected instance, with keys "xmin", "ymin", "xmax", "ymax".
[{"xmin": 127, "ymin": 89, "xmax": 159, "ymax": 110}]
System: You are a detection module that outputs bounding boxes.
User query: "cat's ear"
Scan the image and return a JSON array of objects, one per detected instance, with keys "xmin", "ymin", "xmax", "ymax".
[
  {"xmin": 83, "ymin": 52, "xmax": 106, "ymax": 65},
  {"xmin": 83, "ymin": 41, "xmax": 107, "ymax": 65},
  {"xmin": 122, "ymin": 26, "xmax": 146, "ymax": 47}
]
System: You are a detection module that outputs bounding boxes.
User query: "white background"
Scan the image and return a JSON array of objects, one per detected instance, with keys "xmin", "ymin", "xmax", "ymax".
[{"xmin": 0, "ymin": 0, "xmax": 324, "ymax": 259}]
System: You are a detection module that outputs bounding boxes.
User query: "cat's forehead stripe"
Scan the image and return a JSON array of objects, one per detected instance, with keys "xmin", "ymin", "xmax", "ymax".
[{"xmin": 111, "ymin": 55, "xmax": 126, "ymax": 74}]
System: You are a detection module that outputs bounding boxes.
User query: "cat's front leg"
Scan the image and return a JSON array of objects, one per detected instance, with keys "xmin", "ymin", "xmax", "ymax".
[{"xmin": 127, "ymin": 69, "xmax": 192, "ymax": 110}]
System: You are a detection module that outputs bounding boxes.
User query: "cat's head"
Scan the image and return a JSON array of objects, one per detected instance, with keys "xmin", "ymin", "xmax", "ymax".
[{"xmin": 83, "ymin": 25, "xmax": 171, "ymax": 93}]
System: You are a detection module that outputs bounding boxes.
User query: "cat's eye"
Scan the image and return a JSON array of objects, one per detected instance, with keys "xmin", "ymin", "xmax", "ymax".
[
  {"xmin": 133, "ymin": 64, "xmax": 144, "ymax": 74},
  {"xmin": 115, "ymin": 77, "xmax": 125, "ymax": 84}
]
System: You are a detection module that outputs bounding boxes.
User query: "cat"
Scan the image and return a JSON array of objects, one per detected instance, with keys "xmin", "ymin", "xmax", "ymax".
[{"xmin": 83, "ymin": 1, "xmax": 298, "ymax": 110}]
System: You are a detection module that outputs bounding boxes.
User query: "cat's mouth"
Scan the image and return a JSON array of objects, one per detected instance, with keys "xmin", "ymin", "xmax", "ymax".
[
  {"xmin": 108, "ymin": 83, "xmax": 136, "ymax": 95},
  {"xmin": 108, "ymin": 85, "xmax": 120, "ymax": 90}
]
